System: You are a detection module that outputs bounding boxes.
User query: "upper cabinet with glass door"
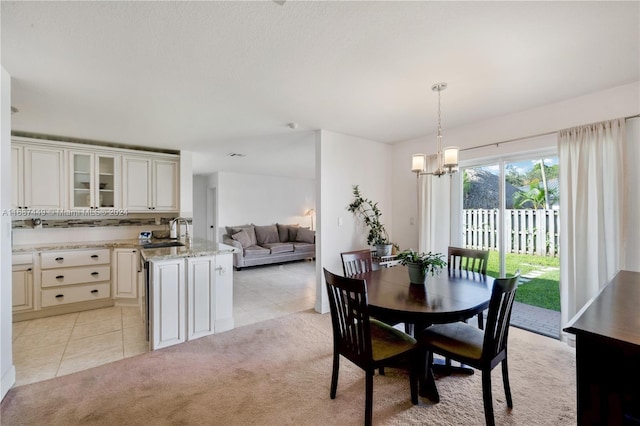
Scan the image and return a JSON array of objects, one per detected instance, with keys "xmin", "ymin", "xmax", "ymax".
[{"xmin": 70, "ymin": 151, "xmax": 120, "ymax": 210}]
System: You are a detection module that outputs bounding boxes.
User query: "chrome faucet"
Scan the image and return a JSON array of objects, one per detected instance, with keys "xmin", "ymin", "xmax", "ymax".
[{"xmin": 170, "ymin": 217, "xmax": 191, "ymax": 243}]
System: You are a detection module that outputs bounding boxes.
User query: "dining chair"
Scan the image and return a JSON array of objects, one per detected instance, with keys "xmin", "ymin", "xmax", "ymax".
[
  {"xmin": 341, "ymin": 249, "xmax": 412, "ymax": 339},
  {"xmin": 420, "ymin": 271, "xmax": 520, "ymax": 426},
  {"xmin": 340, "ymin": 249, "xmax": 374, "ymax": 277},
  {"xmin": 323, "ymin": 268, "xmax": 419, "ymax": 426},
  {"xmin": 448, "ymin": 246, "xmax": 490, "ymax": 329}
]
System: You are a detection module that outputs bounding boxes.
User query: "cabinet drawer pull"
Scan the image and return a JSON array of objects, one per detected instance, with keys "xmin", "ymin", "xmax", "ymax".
[
  {"xmin": 91, "ymin": 255, "xmax": 99, "ymax": 258},
  {"xmin": 91, "ymin": 272, "xmax": 99, "ymax": 276},
  {"xmin": 55, "ymin": 257, "xmax": 64, "ymax": 261},
  {"xmin": 90, "ymin": 289, "xmax": 99, "ymax": 294},
  {"xmin": 56, "ymin": 275, "xmax": 64, "ymax": 279},
  {"xmin": 27, "ymin": 268, "xmax": 32, "ymax": 272},
  {"xmin": 55, "ymin": 294, "xmax": 64, "ymax": 298}
]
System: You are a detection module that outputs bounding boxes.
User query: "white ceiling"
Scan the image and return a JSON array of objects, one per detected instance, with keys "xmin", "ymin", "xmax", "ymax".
[{"xmin": 2, "ymin": 1, "xmax": 639, "ymax": 179}]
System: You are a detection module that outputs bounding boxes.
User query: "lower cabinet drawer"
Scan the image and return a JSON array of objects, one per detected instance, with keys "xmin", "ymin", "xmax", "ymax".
[
  {"xmin": 42, "ymin": 282, "xmax": 111, "ymax": 307},
  {"xmin": 41, "ymin": 265, "xmax": 111, "ymax": 288},
  {"xmin": 41, "ymin": 249, "xmax": 110, "ymax": 269}
]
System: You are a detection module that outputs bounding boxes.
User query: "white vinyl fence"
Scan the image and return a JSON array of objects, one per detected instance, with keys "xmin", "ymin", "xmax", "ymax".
[{"xmin": 462, "ymin": 209, "xmax": 559, "ymax": 257}]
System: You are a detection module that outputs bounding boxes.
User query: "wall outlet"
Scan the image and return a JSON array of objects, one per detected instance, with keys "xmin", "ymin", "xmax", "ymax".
[{"xmin": 155, "ymin": 217, "xmax": 161, "ymax": 225}]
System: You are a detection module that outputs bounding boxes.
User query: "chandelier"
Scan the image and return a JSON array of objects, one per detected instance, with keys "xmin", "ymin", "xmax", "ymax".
[{"xmin": 411, "ymin": 82, "xmax": 459, "ymax": 177}]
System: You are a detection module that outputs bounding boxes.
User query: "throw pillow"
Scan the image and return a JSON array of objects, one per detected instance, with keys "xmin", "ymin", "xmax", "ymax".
[
  {"xmin": 231, "ymin": 229, "xmax": 252, "ymax": 248},
  {"xmin": 296, "ymin": 228, "xmax": 315, "ymax": 244},
  {"xmin": 231, "ymin": 225, "xmax": 257, "ymax": 246},
  {"xmin": 255, "ymin": 224, "xmax": 280, "ymax": 245},
  {"xmin": 288, "ymin": 226, "xmax": 300, "ymax": 242},
  {"xmin": 226, "ymin": 224, "xmax": 249, "ymax": 236},
  {"xmin": 277, "ymin": 223, "xmax": 298, "ymax": 242}
]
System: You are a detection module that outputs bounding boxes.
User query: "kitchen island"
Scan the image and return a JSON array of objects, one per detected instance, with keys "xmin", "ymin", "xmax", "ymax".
[{"xmin": 141, "ymin": 239, "xmax": 239, "ymax": 350}]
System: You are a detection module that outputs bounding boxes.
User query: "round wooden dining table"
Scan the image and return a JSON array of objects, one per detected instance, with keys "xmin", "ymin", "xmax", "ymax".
[{"xmin": 353, "ymin": 265, "xmax": 494, "ymax": 400}]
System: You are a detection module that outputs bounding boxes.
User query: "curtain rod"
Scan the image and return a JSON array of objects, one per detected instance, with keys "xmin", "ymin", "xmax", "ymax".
[{"xmin": 460, "ymin": 113, "xmax": 640, "ymax": 153}]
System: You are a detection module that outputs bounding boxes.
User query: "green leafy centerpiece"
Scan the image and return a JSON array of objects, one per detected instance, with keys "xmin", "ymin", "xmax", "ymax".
[{"xmin": 396, "ymin": 249, "xmax": 447, "ymax": 285}]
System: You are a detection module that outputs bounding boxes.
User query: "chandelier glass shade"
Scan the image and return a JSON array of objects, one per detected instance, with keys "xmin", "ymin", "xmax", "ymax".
[{"xmin": 411, "ymin": 82, "xmax": 459, "ymax": 177}]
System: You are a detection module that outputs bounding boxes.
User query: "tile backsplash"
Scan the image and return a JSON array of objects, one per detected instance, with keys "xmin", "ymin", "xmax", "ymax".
[{"xmin": 12, "ymin": 217, "xmax": 176, "ymax": 229}]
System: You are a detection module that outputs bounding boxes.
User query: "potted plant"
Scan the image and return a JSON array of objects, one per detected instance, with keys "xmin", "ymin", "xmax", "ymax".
[
  {"xmin": 347, "ymin": 185, "xmax": 393, "ymax": 256},
  {"xmin": 396, "ymin": 249, "xmax": 447, "ymax": 284}
]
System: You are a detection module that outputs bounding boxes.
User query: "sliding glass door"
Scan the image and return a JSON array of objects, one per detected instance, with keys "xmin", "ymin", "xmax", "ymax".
[{"xmin": 461, "ymin": 154, "xmax": 560, "ymax": 312}]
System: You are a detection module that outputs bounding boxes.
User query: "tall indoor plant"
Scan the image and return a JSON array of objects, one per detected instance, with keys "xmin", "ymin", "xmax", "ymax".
[
  {"xmin": 347, "ymin": 185, "xmax": 393, "ymax": 256},
  {"xmin": 396, "ymin": 249, "xmax": 447, "ymax": 284}
]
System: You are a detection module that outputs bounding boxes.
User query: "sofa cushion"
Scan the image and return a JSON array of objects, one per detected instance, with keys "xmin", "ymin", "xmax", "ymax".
[
  {"xmin": 296, "ymin": 228, "xmax": 315, "ymax": 244},
  {"xmin": 262, "ymin": 242, "xmax": 294, "ymax": 254},
  {"xmin": 243, "ymin": 245, "xmax": 271, "ymax": 258},
  {"xmin": 293, "ymin": 242, "xmax": 315, "ymax": 254},
  {"xmin": 254, "ymin": 224, "xmax": 279, "ymax": 245},
  {"xmin": 277, "ymin": 223, "xmax": 298, "ymax": 243},
  {"xmin": 231, "ymin": 229, "xmax": 252, "ymax": 248},
  {"xmin": 230, "ymin": 225, "xmax": 257, "ymax": 246}
]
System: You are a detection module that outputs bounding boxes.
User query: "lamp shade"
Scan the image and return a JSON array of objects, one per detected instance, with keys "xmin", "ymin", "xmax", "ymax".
[
  {"xmin": 443, "ymin": 146, "xmax": 459, "ymax": 167},
  {"xmin": 411, "ymin": 154, "xmax": 426, "ymax": 173}
]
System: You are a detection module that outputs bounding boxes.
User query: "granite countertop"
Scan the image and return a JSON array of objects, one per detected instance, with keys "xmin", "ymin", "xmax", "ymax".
[
  {"xmin": 140, "ymin": 239, "xmax": 239, "ymax": 262},
  {"xmin": 12, "ymin": 238, "xmax": 239, "ymax": 260}
]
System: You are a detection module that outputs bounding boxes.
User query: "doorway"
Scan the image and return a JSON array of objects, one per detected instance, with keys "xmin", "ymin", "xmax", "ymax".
[
  {"xmin": 207, "ymin": 187, "xmax": 217, "ymax": 242},
  {"xmin": 461, "ymin": 154, "xmax": 560, "ymax": 337}
]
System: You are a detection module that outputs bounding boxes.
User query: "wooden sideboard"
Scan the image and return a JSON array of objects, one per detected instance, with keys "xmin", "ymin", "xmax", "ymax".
[{"xmin": 564, "ymin": 270, "xmax": 640, "ymax": 425}]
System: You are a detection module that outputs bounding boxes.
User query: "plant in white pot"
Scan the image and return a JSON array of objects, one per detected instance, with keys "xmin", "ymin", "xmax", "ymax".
[
  {"xmin": 347, "ymin": 185, "xmax": 394, "ymax": 256},
  {"xmin": 396, "ymin": 249, "xmax": 447, "ymax": 285}
]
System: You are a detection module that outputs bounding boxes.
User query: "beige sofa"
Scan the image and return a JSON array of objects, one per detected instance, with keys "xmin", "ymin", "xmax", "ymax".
[{"xmin": 222, "ymin": 223, "xmax": 315, "ymax": 270}]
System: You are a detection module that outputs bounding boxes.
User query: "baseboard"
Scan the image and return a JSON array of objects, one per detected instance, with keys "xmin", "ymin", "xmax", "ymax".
[
  {"xmin": 1, "ymin": 365, "xmax": 16, "ymax": 401},
  {"xmin": 13, "ymin": 299, "xmax": 114, "ymax": 322},
  {"xmin": 215, "ymin": 317, "xmax": 234, "ymax": 333}
]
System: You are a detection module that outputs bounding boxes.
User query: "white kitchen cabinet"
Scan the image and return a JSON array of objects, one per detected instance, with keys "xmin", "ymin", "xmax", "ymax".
[
  {"xmin": 150, "ymin": 253, "xmax": 233, "ymax": 350},
  {"xmin": 113, "ymin": 248, "xmax": 138, "ymax": 299},
  {"xmin": 150, "ymin": 258, "xmax": 186, "ymax": 349},
  {"xmin": 12, "ymin": 144, "xmax": 66, "ymax": 210},
  {"xmin": 69, "ymin": 151, "xmax": 120, "ymax": 210},
  {"xmin": 212, "ymin": 254, "xmax": 234, "ymax": 333},
  {"xmin": 12, "ymin": 253, "xmax": 34, "ymax": 313},
  {"xmin": 123, "ymin": 156, "xmax": 179, "ymax": 212},
  {"xmin": 187, "ymin": 257, "xmax": 216, "ymax": 340},
  {"xmin": 40, "ymin": 248, "xmax": 111, "ymax": 308},
  {"xmin": 11, "ymin": 145, "xmax": 23, "ymax": 211}
]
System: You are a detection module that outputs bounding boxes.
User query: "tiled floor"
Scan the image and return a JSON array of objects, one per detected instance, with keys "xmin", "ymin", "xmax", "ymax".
[
  {"xmin": 12, "ymin": 260, "xmax": 316, "ymax": 387},
  {"xmin": 233, "ymin": 260, "xmax": 316, "ymax": 328},
  {"xmin": 12, "ymin": 305, "xmax": 147, "ymax": 386}
]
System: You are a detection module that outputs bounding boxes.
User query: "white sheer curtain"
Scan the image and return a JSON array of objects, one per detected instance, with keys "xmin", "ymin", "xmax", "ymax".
[
  {"xmin": 558, "ymin": 118, "xmax": 626, "ymax": 343},
  {"xmin": 418, "ymin": 154, "xmax": 453, "ymax": 255}
]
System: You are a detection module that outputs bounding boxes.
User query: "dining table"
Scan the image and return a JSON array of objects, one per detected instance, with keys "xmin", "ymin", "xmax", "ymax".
[{"xmin": 353, "ymin": 265, "xmax": 494, "ymax": 400}]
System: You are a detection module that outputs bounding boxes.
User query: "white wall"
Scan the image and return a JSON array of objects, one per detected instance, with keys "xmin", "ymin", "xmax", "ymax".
[
  {"xmin": 316, "ymin": 130, "xmax": 393, "ymax": 313},
  {"xmin": 1, "ymin": 67, "xmax": 15, "ymax": 399},
  {"xmin": 392, "ymin": 81, "xmax": 640, "ymax": 253},
  {"xmin": 624, "ymin": 117, "xmax": 640, "ymax": 272},
  {"xmin": 215, "ymin": 171, "xmax": 315, "ymax": 237},
  {"xmin": 179, "ymin": 150, "xmax": 193, "ymax": 218},
  {"xmin": 192, "ymin": 175, "xmax": 208, "ymax": 239}
]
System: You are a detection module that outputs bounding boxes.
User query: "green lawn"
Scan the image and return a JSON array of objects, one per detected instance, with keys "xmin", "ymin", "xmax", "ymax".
[{"xmin": 485, "ymin": 251, "xmax": 560, "ymax": 311}]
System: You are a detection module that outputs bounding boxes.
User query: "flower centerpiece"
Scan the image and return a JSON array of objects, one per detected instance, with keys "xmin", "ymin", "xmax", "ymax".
[
  {"xmin": 396, "ymin": 249, "xmax": 447, "ymax": 284},
  {"xmin": 347, "ymin": 185, "xmax": 394, "ymax": 256}
]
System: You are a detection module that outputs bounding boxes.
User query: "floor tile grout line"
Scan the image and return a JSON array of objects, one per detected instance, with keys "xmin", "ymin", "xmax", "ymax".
[{"xmin": 55, "ymin": 313, "xmax": 79, "ymax": 377}]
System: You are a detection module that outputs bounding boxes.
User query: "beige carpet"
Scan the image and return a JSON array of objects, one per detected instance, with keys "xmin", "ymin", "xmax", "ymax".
[{"xmin": 1, "ymin": 309, "xmax": 576, "ymax": 425}]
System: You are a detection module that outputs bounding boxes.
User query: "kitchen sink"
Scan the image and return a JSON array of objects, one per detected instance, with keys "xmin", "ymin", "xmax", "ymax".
[{"xmin": 141, "ymin": 241, "xmax": 185, "ymax": 249}]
